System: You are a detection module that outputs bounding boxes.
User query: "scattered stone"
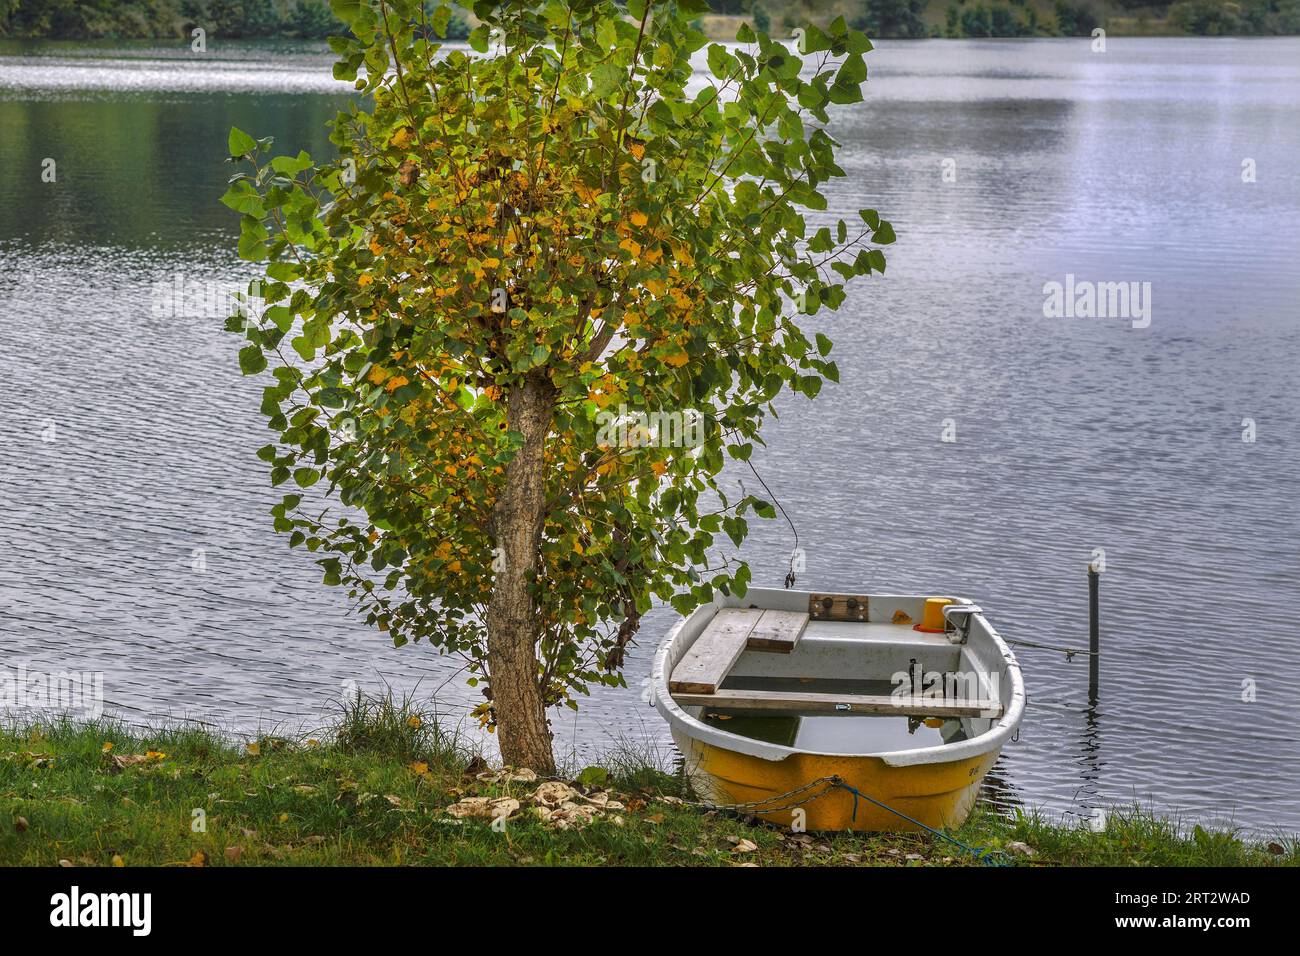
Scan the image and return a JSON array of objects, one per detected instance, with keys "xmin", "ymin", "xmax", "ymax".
[{"xmin": 1006, "ymin": 841, "xmax": 1036, "ymax": 857}]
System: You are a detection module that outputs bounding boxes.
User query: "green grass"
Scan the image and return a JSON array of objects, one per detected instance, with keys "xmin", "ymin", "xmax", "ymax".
[{"xmin": 2, "ymin": 698, "xmax": 1295, "ymax": 867}]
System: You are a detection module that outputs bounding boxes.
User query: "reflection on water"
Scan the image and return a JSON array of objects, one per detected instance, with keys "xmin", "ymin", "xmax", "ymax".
[{"xmin": 1, "ymin": 38, "xmax": 1299, "ymax": 833}]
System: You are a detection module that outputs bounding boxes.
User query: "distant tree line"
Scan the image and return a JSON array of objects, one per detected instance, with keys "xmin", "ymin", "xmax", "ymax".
[
  {"xmin": 0, "ymin": 0, "xmax": 471, "ymax": 40},
  {"xmin": 2, "ymin": 0, "xmax": 1297, "ymax": 40}
]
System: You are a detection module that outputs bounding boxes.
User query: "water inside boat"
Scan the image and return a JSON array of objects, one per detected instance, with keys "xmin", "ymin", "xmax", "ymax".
[
  {"xmin": 702, "ymin": 712, "xmax": 972, "ymax": 751},
  {"xmin": 702, "ymin": 675, "xmax": 978, "ymax": 751}
]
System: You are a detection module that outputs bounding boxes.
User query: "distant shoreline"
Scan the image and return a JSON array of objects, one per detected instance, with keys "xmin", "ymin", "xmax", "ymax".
[{"xmin": 4, "ymin": 5, "xmax": 1299, "ymax": 44}]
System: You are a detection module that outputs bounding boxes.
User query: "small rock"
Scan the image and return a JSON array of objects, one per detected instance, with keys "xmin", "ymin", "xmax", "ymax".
[
  {"xmin": 905, "ymin": 852, "xmax": 924, "ymax": 861},
  {"xmin": 1267, "ymin": 842, "xmax": 1286, "ymax": 856},
  {"xmin": 1006, "ymin": 841, "xmax": 1036, "ymax": 857}
]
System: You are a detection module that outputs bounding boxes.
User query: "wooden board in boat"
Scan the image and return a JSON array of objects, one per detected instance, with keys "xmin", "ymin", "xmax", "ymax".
[
  {"xmin": 671, "ymin": 688, "xmax": 1003, "ymax": 719},
  {"xmin": 668, "ymin": 608, "xmax": 763, "ymax": 694},
  {"xmin": 744, "ymin": 609, "xmax": 809, "ymax": 653}
]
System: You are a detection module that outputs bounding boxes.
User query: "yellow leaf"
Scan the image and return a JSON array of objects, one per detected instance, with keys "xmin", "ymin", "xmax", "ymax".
[
  {"xmin": 101, "ymin": 742, "xmax": 113, "ymax": 753},
  {"xmin": 410, "ymin": 761, "xmax": 430, "ymax": 776},
  {"xmin": 407, "ymin": 715, "xmax": 422, "ymax": 729},
  {"xmin": 664, "ymin": 349, "xmax": 689, "ymax": 368},
  {"xmin": 246, "ymin": 742, "xmax": 261, "ymax": 756},
  {"xmin": 651, "ymin": 460, "xmax": 667, "ymax": 477},
  {"xmin": 358, "ymin": 273, "xmax": 373, "ymax": 287},
  {"xmin": 619, "ymin": 237, "xmax": 641, "ymax": 258},
  {"xmin": 111, "ymin": 855, "xmax": 124, "ymax": 867},
  {"xmin": 389, "ymin": 126, "xmax": 413, "ymax": 149},
  {"xmin": 384, "ymin": 375, "xmax": 410, "ymax": 392},
  {"xmin": 630, "ymin": 210, "xmax": 648, "ymax": 228}
]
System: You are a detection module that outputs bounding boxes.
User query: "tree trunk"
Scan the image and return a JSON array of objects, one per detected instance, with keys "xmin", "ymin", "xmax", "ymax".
[{"xmin": 486, "ymin": 371, "xmax": 556, "ymax": 773}]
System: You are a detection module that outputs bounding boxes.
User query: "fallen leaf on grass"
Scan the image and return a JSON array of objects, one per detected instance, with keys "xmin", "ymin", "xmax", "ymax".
[
  {"xmin": 107, "ymin": 753, "xmax": 162, "ymax": 772},
  {"xmin": 731, "ymin": 839, "xmax": 758, "ymax": 854},
  {"xmin": 531, "ymin": 781, "xmax": 578, "ymax": 808},
  {"xmin": 224, "ymin": 846, "xmax": 243, "ymax": 863},
  {"xmin": 446, "ymin": 796, "xmax": 520, "ymax": 820},
  {"xmin": 188, "ymin": 851, "xmax": 208, "ymax": 867}
]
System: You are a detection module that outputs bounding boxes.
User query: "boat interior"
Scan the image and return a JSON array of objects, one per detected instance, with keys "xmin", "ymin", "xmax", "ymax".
[{"xmin": 664, "ymin": 590, "xmax": 1016, "ymax": 753}]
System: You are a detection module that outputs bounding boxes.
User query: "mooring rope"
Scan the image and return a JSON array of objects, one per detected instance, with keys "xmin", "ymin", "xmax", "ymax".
[
  {"xmin": 1004, "ymin": 637, "xmax": 1094, "ymax": 661},
  {"xmin": 686, "ymin": 774, "xmax": 1006, "ymax": 866}
]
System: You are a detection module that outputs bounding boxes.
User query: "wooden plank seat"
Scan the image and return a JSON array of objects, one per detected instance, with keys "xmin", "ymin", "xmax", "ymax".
[
  {"xmin": 745, "ymin": 609, "xmax": 809, "ymax": 652},
  {"xmin": 670, "ymin": 688, "xmax": 1004, "ymax": 719},
  {"xmin": 668, "ymin": 608, "xmax": 811, "ymax": 694}
]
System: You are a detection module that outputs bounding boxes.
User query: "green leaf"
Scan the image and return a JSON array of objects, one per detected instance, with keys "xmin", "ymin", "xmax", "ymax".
[
  {"xmin": 238, "ymin": 344, "xmax": 267, "ymax": 375},
  {"xmin": 228, "ymin": 127, "xmax": 257, "ymax": 158},
  {"xmin": 429, "ymin": 3, "xmax": 451, "ymax": 38},
  {"xmin": 815, "ymin": 332, "xmax": 833, "ymax": 356},
  {"xmin": 576, "ymin": 766, "xmax": 609, "ymax": 787}
]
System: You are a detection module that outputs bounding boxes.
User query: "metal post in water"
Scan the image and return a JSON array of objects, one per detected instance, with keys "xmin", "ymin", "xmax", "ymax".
[{"xmin": 1088, "ymin": 566, "xmax": 1100, "ymax": 698}]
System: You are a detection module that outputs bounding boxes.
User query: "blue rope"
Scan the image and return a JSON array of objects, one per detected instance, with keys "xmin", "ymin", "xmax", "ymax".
[{"xmin": 828, "ymin": 776, "xmax": 1007, "ymax": 867}]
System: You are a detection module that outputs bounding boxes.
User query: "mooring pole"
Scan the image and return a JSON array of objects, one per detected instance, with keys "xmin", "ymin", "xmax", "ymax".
[{"xmin": 1088, "ymin": 565, "xmax": 1100, "ymax": 697}]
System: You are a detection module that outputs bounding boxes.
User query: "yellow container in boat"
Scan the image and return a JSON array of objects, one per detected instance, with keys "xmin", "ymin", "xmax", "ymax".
[{"xmin": 915, "ymin": 596, "xmax": 954, "ymax": 633}]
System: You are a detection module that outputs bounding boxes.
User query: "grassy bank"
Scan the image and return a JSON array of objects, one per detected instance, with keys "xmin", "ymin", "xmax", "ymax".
[{"xmin": 2, "ymin": 699, "xmax": 1295, "ymax": 867}]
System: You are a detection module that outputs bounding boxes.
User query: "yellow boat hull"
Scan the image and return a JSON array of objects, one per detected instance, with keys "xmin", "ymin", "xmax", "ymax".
[{"xmin": 676, "ymin": 732, "xmax": 1001, "ymax": 832}]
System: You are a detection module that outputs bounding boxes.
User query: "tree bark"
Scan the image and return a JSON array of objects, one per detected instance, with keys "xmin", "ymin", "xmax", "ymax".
[{"xmin": 486, "ymin": 371, "xmax": 556, "ymax": 773}]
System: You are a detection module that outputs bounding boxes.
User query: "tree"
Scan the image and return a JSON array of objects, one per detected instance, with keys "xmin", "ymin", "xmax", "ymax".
[
  {"xmin": 1168, "ymin": 0, "xmax": 1242, "ymax": 34},
  {"xmin": 224, "ymin": 0, "xmax": 891, "ymax": 771},
  {"xmin": 853, "ymin": 0, "xmax": 928, "ymax": 38}
]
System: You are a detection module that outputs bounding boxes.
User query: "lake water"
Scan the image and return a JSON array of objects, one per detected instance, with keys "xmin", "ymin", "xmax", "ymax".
[{"xmin": 1, "ymin": 37, "xmax": 1298, "ymax": 835}]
